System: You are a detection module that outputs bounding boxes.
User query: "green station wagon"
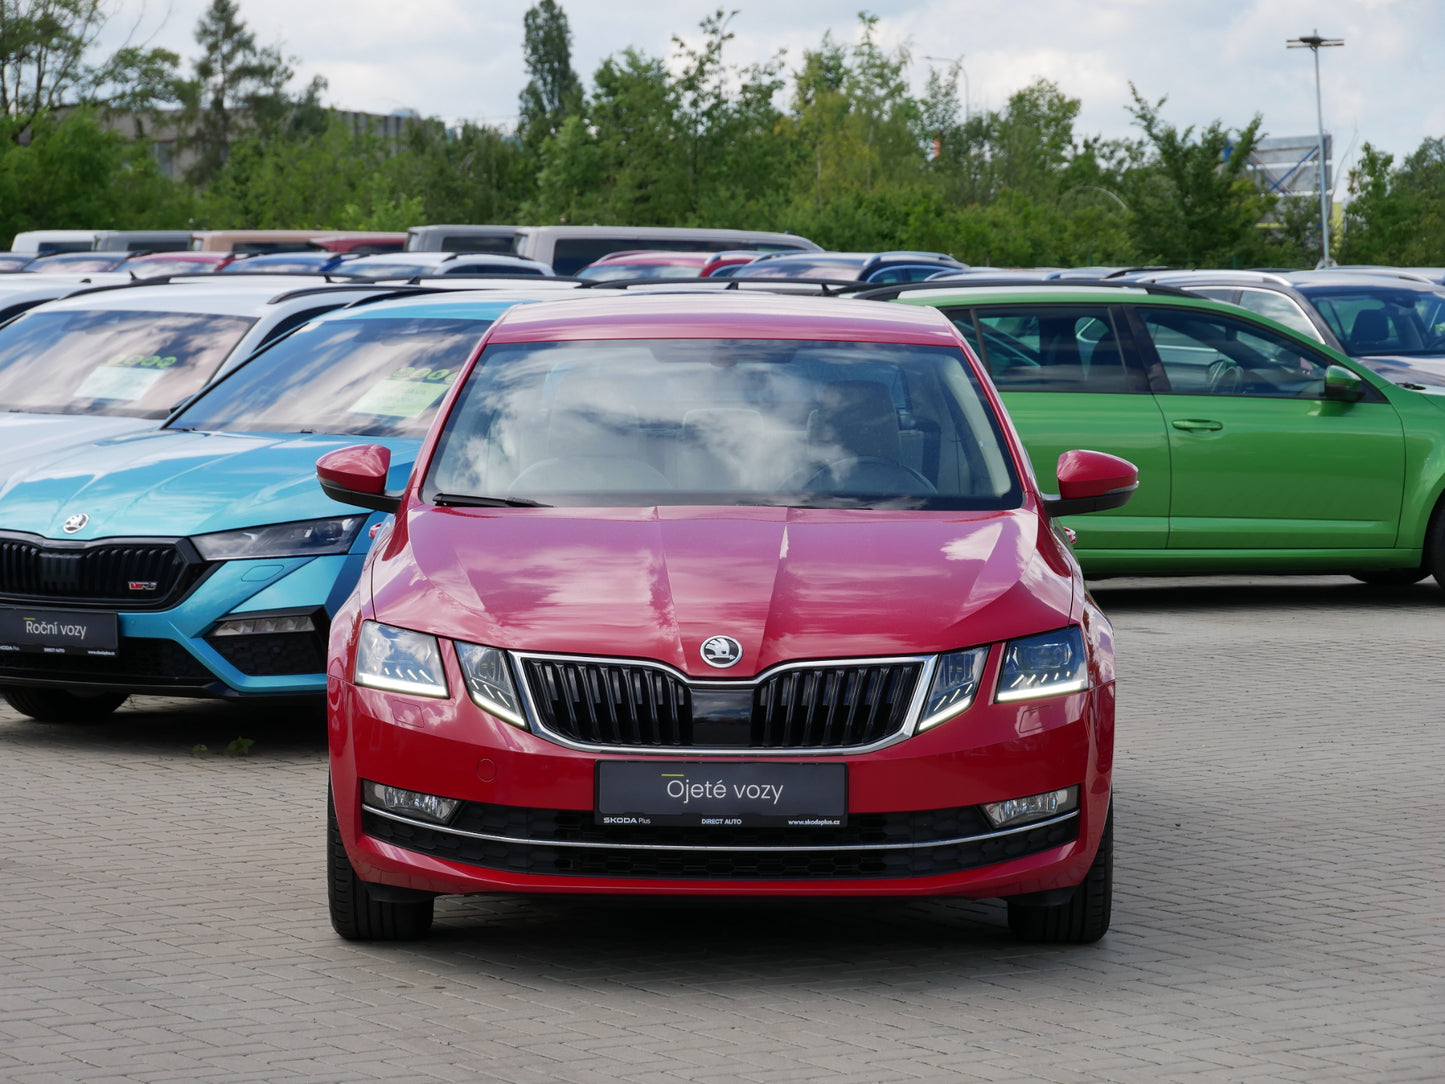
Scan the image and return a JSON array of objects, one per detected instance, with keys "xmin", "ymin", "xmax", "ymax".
[{"xmin": 874, "ymin": 283, "xmax": 1445, "ymax": 587}]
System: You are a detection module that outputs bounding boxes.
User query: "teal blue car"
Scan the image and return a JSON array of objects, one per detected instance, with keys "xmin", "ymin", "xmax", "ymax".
[{"xmin": 0, "ymin": 292, "xmax": 546, "ymax": 721}]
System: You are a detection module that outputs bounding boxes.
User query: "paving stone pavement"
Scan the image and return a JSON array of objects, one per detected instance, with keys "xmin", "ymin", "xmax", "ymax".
[{"xmin": 1, "ymin": 575, "xmax": 1442, "ymax": 1083}]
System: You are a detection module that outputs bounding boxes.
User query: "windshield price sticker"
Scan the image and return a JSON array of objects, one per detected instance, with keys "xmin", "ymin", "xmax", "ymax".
[
  {"xmin": 347, "ymin": 366, "xmax": 459, "ymax": 419},
  {"xmin": 0, "ymin": 607, "xmax": 119, "ymax": 655},
  {"xmin": 595, "ymin": 761, "xmax": 846, "ymax": 827}
]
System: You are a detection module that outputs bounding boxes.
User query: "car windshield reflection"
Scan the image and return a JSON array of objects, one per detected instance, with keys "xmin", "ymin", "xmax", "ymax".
[{"xmin": 425, "ymin": 338, "xmax": 1022, "ymax": 510}]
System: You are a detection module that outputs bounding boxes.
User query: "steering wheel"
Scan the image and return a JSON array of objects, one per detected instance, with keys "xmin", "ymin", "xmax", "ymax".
[
  {"xmin": 787, "ymin": 456, "xmax": 937, "ymax": 497},
  {"xmin": 1205, "ymin": 359, "xmax": 1245, "ymax": 394}
]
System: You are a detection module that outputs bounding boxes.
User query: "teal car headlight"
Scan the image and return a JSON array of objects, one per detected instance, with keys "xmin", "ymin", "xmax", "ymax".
[
  {"xmin": 192, "ymin": 515, "xmax": 366, "ymax": 560},
  {"xmin": 354, "ymin": 621, "xmax": 448, "ymax": 697},
  {"xmin": 996, "ymin": 627, "xmax": 1088, "ymax": 702}
]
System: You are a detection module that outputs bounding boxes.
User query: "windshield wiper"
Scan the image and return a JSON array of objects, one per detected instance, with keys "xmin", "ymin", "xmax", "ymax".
[{"xmin": 432, "ymin": 492, "xmax": 550, "ymax": 508}]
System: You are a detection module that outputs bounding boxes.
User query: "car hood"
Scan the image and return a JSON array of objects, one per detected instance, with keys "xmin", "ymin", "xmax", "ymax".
[
  {"xmin": 0, "ymin": 414, "xmax": 161, "ymax": 484},
  {"xmin": 1357, "ymin": 354, "xmax": 1445, "ymax": 393},
  {"xmin": 371, "ymin": 506, "xmax": 1076, "ymax": 678},
  {"xmin": 0, "ymin": 429, "xmax": 419, "ymax": 541}
]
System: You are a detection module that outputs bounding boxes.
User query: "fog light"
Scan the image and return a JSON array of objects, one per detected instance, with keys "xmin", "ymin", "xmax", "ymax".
[
  {"xmin": 210, "ymin": 613, "xmax": 316, "ymax": 637},
  {"xmin": 982, "ymin": 786, "xmax": 1078, "ymax": 829},
  {"xmin": 362, "ymin": 780, "xmax": 460, "ymax": 825}
]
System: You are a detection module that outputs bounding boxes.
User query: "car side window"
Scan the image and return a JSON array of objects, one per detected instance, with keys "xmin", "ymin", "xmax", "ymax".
[
  {"xmin": 951, "ymin": 306, "xmax": 1131, "ymax": 393},
  {"xmin": 1231, "ymin": 289, "xmax": 1322, "ymax": 342},
  {"xmin": 1137, "ymin": 307, "xmax": 1329, "ymax": 398}
]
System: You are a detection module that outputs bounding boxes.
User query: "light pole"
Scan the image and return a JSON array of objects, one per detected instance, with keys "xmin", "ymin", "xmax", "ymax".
[{"xmin": 1287, "ymin": 30, "xmax": 1343, "ymax": 267}]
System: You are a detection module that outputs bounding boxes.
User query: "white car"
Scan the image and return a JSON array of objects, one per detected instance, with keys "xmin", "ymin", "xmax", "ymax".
[{"xmin": 0, "ymin": 277, "xmax": 407, "ymax": 470}]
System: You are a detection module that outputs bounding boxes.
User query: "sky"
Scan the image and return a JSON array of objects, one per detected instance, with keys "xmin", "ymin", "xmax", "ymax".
[{"xmin": 99, "ymin": 0, "xmax": 1445, "ymax": 184}]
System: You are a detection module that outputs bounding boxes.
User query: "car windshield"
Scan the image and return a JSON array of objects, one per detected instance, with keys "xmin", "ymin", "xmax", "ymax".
[
  {"xmin": 425, "ymin": 338, "xmax": 1022, "ymax": 509},
  {"xmin": 737, "ymin": 256, "xmax": 867, "ymax": 280},
  {"xmin": 118, "ymin": 257, "xmax": 213, "ymax": 278},
  {"xmin": 576, "ymin": 263, "xmax": 701, "ymax": 282},
  {"xmin": 169, "ymin": 315, "xmax": 493, "ymax": 438},
  {"xmin": 26, "ymin": 254, "xmax": 126, "ymax": 273},
  {"xmin": 0, "ymin": 309, "xmax": 255, "ymax": 418},
  {"xmin": 1304, "ymin": 286, "xmax": 1445, "ymax": 356}
]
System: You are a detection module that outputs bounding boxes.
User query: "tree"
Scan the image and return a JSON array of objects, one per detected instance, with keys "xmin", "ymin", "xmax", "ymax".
[
  {"xmin": 175, "ymin": 0, "xmax": 324, "ymax": 185},
  {"xmin": 528, "ymin": 11, "xmax": 790, "ymax": 228},
  {"xmin": 0, "ymin": 0, "xmax": 179, "ymax": 138},
  {"xmin": 0, "ymin": 108, "xmax": 193, "ymax": 238},
  {"xmin": 517, "ymin": 0, "xmax": 580, "ymax": 156},
  {"xmin": 1339, "ymin": 139, "xmax": 1445, "ymax": 266},
  {"xmin": 1122, "ymin": 86, "xmax": 1272, "ymax": 267},
  {"xmin": 782, "ymin": 15, "xmax": 923, "ymax": 203}
]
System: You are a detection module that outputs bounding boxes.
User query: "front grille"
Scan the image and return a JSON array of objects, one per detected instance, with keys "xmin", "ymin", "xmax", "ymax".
[
  {"xmin": 0, "ymin": 532, "xmax": 210, "ymax": 610},
  {"xmin": 522, "ymin": 655, "xmax": 923, "ymax": 749},
  {"xmin": 0, "ymin": 636, "xmax": 214, "ymax": 686},
  {"xmin": 205, "ymin": 631, "xmax": 327, "ymax": 675},
  {"xmin": 363, "ymin": 801, "xmax": 1077, "ymax": 880}
]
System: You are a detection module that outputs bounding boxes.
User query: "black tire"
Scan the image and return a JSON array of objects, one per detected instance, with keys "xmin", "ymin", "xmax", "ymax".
[
  {"xmin": 1350, "ymin": 568, "xmax": 1429, "ymax": 586},
  {"xmin": 1428, "ymin": 502, "xmax": 1445, "ymax": 592},
  {"xmin": 327, "ymin": 785, "xmax": 434, "ymax": 941},
  {"xmin": 1007, "ymin": 807, "xmax": 1112, "ymax": 944},
  {"xmin": 1, "ymin": 686, "xmax": 128, "ymax": 722}
]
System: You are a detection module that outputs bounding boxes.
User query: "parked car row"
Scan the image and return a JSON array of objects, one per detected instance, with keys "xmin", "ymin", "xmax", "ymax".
[{"xmin": 3, "ymin": 257, "xmax": 1443, "ymax": 950}]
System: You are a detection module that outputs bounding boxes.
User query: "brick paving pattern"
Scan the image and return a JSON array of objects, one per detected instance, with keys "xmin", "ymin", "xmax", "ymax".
[{"xmin": 0, "ymin": 575, "xmax": 1441, "ymax": 1082}]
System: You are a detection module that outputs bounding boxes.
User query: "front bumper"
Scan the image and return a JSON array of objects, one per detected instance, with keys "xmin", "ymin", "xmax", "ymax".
[
  {"xmin": 329, "ymin": 644, "xmax": 1115, "ymax": 899},
  {"xmin": 0, "ymin": 553, "xmax": 365, "ymax": 698}
]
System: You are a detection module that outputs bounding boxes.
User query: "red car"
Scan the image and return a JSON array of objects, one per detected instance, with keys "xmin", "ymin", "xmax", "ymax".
[{"xmin": 318, "ymin": 294, "xmax": 1136, "ymax": 944}]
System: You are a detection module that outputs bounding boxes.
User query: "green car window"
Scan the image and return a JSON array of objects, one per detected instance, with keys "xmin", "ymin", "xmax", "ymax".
[
  {"xmin": 1138, "ymin": 308, "xmax": 1330, "ymax": 398},
  {"xmin": 954, "ymin": 307, "xmax": 1130, "ymax": 394}
]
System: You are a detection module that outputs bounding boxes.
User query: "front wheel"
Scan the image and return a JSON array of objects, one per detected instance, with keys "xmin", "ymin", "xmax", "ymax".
[
  {"xmin": 1429, "ymin": 503, "xmax": 1445, "ymax": 592},
  {"xmin": 1007, "ymin": 807, "xmax": 1113, "ymax": 944},
  {"xmin": 1, "ymin": 687, "xmax": 128, "ymax": 722},
  {"xmin": 327, "ymin": 785, "xmax": 434, "ymax": 941}
]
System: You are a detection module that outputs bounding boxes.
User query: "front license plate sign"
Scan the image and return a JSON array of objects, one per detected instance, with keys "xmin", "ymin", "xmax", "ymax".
[
  {"xmin": 596, "ymin": 761, "xmax": 846, "ymax": 827},
  {"xmin": 0, "ymin": 607, "xmax": 119, "ymax": 656}
]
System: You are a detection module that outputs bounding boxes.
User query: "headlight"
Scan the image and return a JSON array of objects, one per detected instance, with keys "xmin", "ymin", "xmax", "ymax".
[
  {"xmin": 192, "ymin": 515, "xmax": 366, "ymax": 560},
  {"xmin": 454, "ymin": 641, "xmax": 526, "ymax": 727},
  {"xmin": 354, "ymin": 621, "xmax": 448, "ymax": 697},
  {"xmin": 996, "ymin": 627, "xmax": 1088, "ymax": 702},
  {"xmin": 918, "ymin": 646, "xmax": 989, "ymax": 730}
]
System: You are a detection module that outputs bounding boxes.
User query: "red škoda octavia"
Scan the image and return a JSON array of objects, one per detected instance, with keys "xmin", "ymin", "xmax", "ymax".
[{"xmin": 318, "ymin": 293, "xmax": 1137, "ymax": 943}]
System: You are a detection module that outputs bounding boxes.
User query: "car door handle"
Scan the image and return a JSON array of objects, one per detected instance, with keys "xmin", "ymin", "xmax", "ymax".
[{"xmin": 1171, "ymin": 419, "xmax": 1224, "ymax": 431}]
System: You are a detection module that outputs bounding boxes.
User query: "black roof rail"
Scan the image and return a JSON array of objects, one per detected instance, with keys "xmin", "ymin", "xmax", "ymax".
[
  {"xmin": 580, "ymin": 275, "xmax": 860, "ymax": 295},
  {"xmin": 850, "ymin": 278, "xmax": 1197, "ymax": 301}
]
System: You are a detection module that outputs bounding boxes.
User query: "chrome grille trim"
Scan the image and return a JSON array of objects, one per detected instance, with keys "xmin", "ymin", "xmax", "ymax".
[
  {"xmin": 363, "ymin": 803, "xmax": 1078, "ymax": 852},
  {"xmin": 511, "ymin": 650, "xmax": 941, "ymax": 756}
]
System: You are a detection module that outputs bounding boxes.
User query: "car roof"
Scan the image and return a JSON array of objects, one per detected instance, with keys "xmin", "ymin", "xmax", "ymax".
[
  {"xmin": 0, "ymin": 272, "xmax": 134, "ymax": 299},
  {"xmin": 881, "ymin": 282, "xmax": 1208, "ymax": 306},
  {"xmin": 1140, "ymin": 268, "xmax": 1444, "ymax": 295},
  {"xmin": 347, "ymin": 251, "xmax": 543, "ymax": 265},
  {"xmin": 485, "ymin": 291, "xmax": 959, "ymax": 345},
  {"xmin": 295, "ymin": 290, "xmax": 555, "ymax": 325},
  {"xmin": 17, "ymin": 277, "xmax": 390, "ymax": 316}
]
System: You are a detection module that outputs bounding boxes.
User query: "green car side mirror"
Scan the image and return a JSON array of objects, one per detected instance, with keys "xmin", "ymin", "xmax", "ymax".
[{"xmin": 1323, "ymin": 364, "xmax": 1366, "ymax": 402}]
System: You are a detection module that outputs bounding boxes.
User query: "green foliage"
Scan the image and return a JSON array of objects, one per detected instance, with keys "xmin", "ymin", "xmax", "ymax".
[
  {"xmin": 6, "ymin": 1, "xmax": 1443, "ymax": 268},
  {"xmin": 175, "ymin": 0, "xmax": 325, "ymax": 186},
  {"xmin": 0, "ymin": 109, "xmax": 193, "ymax": 240},
  {"xmin": 0, "ymin": 0, "xmax": 179, "ymax": 133},
  {"xmin": 1339, "ymin": 139, "xmax": 1445, "ymax": 266},
  {"xmin": 517, "ymin": 0, "xmax": 582, "ymax": 158},
  {"xmin": 1122, "ymin": 85, "xmax": 1274, "ymax": 267}
]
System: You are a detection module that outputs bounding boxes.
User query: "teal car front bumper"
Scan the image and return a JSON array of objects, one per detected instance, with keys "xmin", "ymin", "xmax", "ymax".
[{"xmin": 0, "ymin": 550, "xmax": 368, "ymax": 699}]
